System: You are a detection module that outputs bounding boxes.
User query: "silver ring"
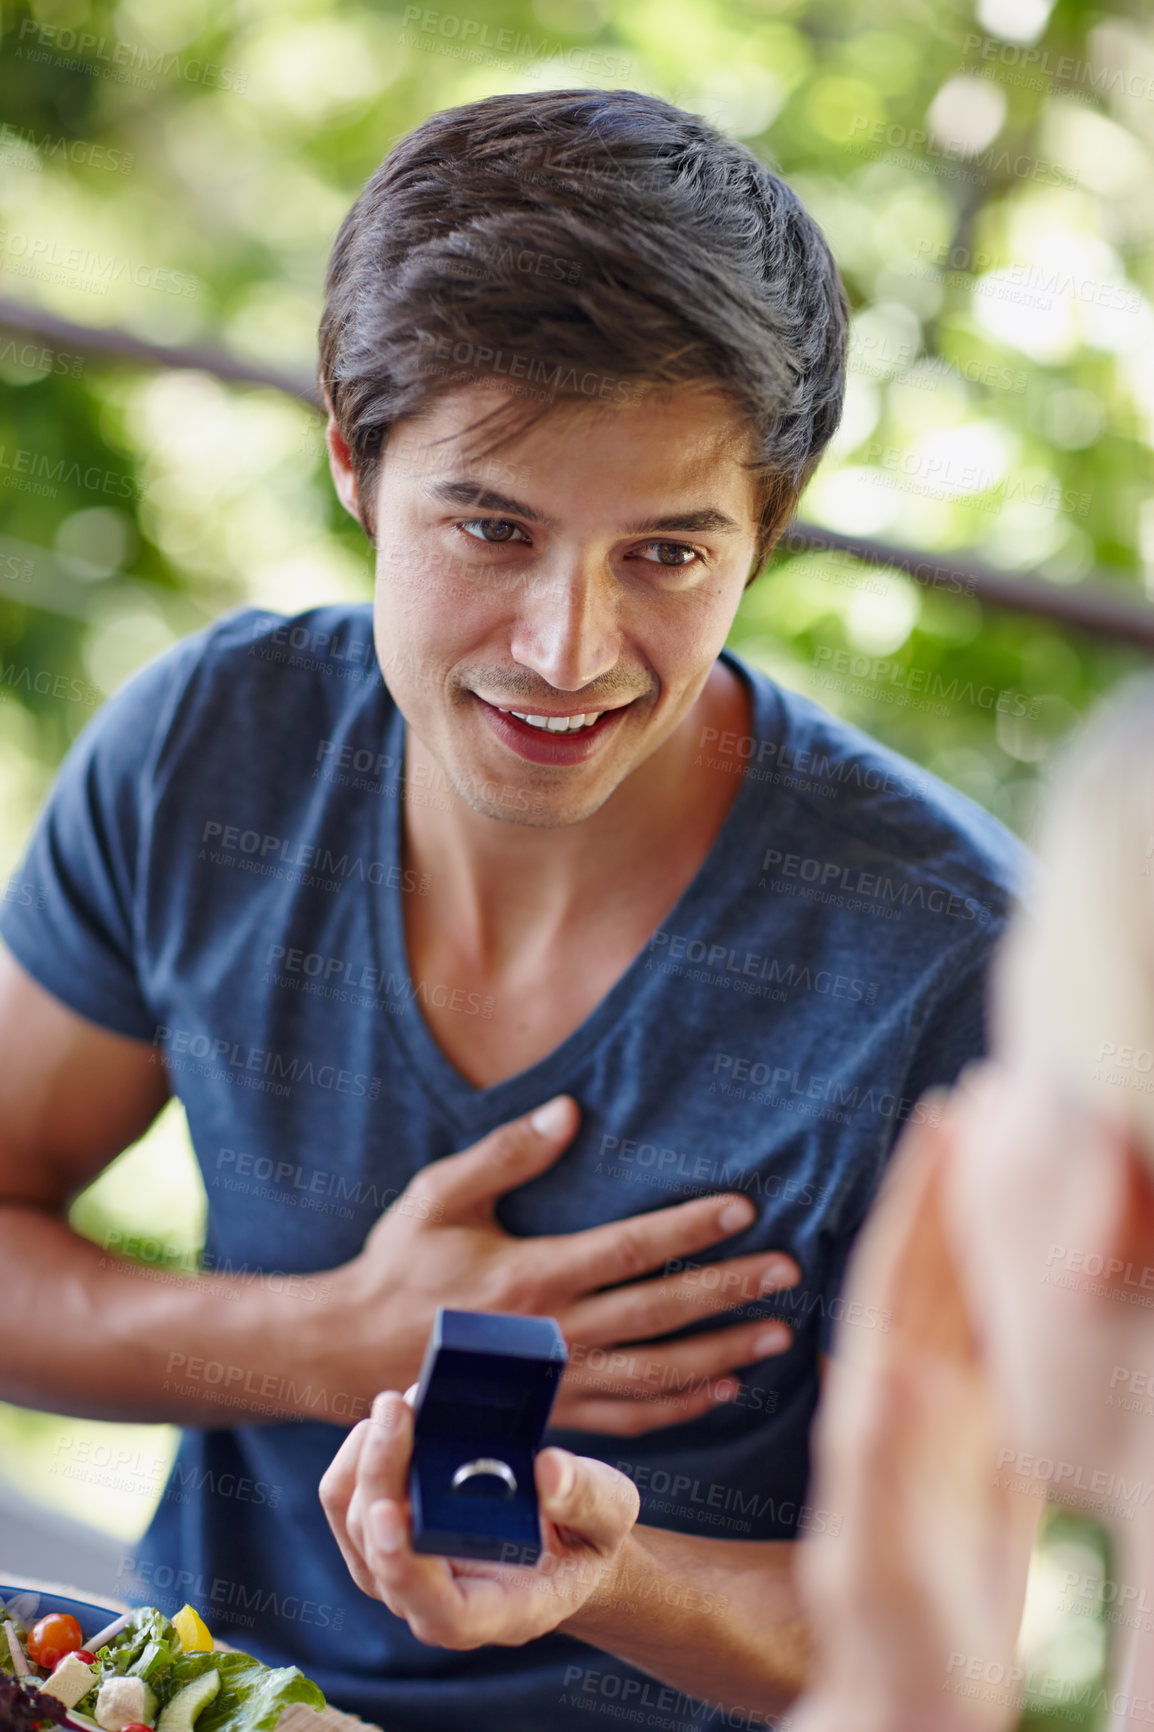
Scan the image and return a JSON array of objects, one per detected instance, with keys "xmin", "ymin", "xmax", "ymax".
[{"xmin": 451, "ymin": 1457, "xmax": 518, "ymax": 1498}]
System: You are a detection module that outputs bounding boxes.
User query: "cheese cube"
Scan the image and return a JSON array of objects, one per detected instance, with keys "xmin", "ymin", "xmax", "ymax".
[
  {"xmin": 95, "ymin": 1675, "xmax": 157, "ymax": 1731},
  {"xmin": 40, "ymin": 1653, "xmax": 96, "ymax": 1710}
]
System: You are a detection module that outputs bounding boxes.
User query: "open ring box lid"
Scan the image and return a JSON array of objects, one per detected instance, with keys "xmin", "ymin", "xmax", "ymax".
[{"xmin": 409, "ymin": 1309, "xmax": 567, "ymax": 1564}]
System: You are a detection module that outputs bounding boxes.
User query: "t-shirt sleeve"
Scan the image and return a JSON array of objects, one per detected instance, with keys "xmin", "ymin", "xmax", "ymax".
[
  {"xmin": 0, "ymin": 635, "xmax": 204, "ymax": 1042},
  {"xmin": 818, "ymin": 926, "xmax": 997, "ymax": 1355}
]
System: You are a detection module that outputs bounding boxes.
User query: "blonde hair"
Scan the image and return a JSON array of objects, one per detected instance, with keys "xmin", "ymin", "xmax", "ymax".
[{"xmin": 1018, "ymin": 676, "xmax": 1154, "ymax": 1155}]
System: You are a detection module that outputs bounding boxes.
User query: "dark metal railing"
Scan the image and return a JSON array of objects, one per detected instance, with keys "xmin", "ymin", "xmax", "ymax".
[
  {"xmin": 777, "ymin": 525, "xmax": 1154, "ymax": 653},
  {"xmin": 3, "ymin": 293, "xmax": 1150, "ymax": 652}
]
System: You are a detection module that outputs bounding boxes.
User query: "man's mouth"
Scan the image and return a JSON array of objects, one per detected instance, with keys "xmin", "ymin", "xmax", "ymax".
[
  {"xmin": 494, "ymin": 707, "xmax": 605, "ymax": 735},
  {"xmin": 471, "ymin": 694, "xmax": 634, "ymax": 761}
]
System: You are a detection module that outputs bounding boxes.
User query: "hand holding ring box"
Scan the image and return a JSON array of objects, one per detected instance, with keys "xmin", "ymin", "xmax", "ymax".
[{"xmin": 408, "ymin": 1308, "xmax": 568, "ymax": 1565}]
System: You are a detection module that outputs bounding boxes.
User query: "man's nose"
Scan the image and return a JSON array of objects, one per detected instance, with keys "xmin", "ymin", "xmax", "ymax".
[{"xmin": 507, "ymin": 560, "xmax": 621, "ymax": 692}]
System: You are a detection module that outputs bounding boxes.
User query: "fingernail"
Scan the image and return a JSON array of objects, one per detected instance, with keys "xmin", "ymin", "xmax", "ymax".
[
  {"xmin": 712, "ymin": 1379, "xmax": 738, "ymax": 1402},
  {"xmin": 718, "ymin": 1197, "xmax": 755, "ymax": 1233},
  {"xmin": 550, "ymin": 1452, "xmax": 575, "ymax": 1502},
  {"xmin": 372, "ymin": 1391, "xmax": 402, "ymax": 1429},
  {"xmin": 531, "ymin": 1096, "xmax": 571, "ymax": 1137},
  {"xmin": 370, "ymin": 1501, "xmax": 404, "ymax": 1554},
  {"xmin": 759, "ymin": 1258, "xmax": 798, "ymax": 1292},
  {"xmin": 754, "ymin": 1325, "xmax": 791, "ymax": 1356}
]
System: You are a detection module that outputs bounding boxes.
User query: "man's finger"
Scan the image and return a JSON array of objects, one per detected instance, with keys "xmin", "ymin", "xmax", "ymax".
[
  {"xmin": 318, "ymin": 1417, "xmax": 370, "ymax": 1540},
  {"xmin": 406, "ymin": 1096, "xmax": 579, "ymax": 1220},
  {"xmin": 318, "ymin": 1420, "xmax": 379, "ymax": 1600},
  {"xmin": 569, "ymin": 1250, "xmax": 799, "ymax": 1343},
  {"xmin": 564, "ymin": 1316, "xmax": 792, "ymax": 1405},
  {"xmin": 545, "ymin": 1191, "xmax": 760, "ymax": 1294},
  {"xmin": 356, "ymin": 1503, "xmax": 478, "ymax": 1648},
  {"xmin": 341, "ymin": 1393, "xmax": 418, "ymax": 1606},
  {"xmin": 355, "ymin": 1389, "xmax": 415, "ymax": 1508},
  {"xmin": 553, "ymin": 1381, "xmax": 735, "ymax": 1435},
  {"xmin": 537, "ymin": 1450, "xmax": 640, "ymax": 1553}
]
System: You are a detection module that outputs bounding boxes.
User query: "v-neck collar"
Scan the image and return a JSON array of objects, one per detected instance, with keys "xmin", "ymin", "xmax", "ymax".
[{"xmin": 370, "ymin": 651, "xmax": 780, "ymax": 1133}]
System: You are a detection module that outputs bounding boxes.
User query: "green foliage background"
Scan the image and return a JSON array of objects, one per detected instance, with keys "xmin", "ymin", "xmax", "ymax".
[
  {"xmin": 2, "ymin": 0, "xmax": 1153, "ymax": 1723},
  {"xmin": 2, "ymin": 0, "xmax": 1153, "ymax": 850}
]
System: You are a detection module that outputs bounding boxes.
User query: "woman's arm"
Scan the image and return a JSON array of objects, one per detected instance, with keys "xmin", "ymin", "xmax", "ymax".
[{"xmin": 793, "ymin": 1090, "xmax": 1042, "ymax": 1732}]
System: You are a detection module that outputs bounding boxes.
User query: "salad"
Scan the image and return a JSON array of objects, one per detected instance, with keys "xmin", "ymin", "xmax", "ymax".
[{"xmin": 0, "ymin": 1600, "xmax": 324, "ymax": 1732}]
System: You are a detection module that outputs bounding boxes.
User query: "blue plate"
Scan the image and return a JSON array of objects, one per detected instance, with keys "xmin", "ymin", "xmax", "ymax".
[{"xmin": 0, "ymin": 1583, "xmax": 127, "ymax": 1646}]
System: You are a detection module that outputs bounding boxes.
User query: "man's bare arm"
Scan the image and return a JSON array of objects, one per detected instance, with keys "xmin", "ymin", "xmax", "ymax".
[
  {"xmin": 565, "ymin": 1526, "xmax": 809, "ymax": 1713},
  {"xmin": 0, "ymin": 948, "xmax": 339, "ymax": 1423}
]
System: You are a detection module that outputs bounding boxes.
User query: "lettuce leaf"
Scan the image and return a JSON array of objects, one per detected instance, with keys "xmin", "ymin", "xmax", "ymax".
[
  {"xmin": 101, "ymin": 1611, "xmax": 179, "ymax": 1678},
  {"xmin": 129, "ymin": 1639, "xmax": 174, "ymax": 1684},
  {"xmin": 151, "ymin": 1654, "xmax": 323, "ymax": 1732},
  {"xmin": 74, "ymin": 1610, "xmax": 177, "ymax": 1717}
]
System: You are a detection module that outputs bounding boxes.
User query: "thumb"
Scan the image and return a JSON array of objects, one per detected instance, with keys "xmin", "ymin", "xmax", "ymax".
[
  {"xmin": 414, "ymin": 1095, "xmax": 579, "ymax": 1219},
  {"xmin": 537, "ymin": 1449, "xmax": 640, "ymax": 1555}
]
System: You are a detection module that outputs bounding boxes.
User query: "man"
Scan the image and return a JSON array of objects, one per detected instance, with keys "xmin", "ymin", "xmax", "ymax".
[{"xmin": 0, "ymin": 88, "xmax": 1025, "ymax": 1731}]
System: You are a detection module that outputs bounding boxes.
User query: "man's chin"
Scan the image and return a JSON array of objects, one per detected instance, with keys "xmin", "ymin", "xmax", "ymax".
[
  {"xmin": 425, "ymin": 745, "xmax": 624, "ymax": 828},
  {"xmin": 452, "ymin": 774, "xmax": 619, "ymax": 829}
]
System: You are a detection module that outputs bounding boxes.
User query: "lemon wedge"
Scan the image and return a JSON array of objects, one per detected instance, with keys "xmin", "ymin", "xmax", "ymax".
[{"xmin": 172, "ymin": 1604, "xmax": 214, "ymax": 1654}]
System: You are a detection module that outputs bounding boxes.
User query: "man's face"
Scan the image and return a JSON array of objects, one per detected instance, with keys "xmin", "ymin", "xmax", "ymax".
[{"xmin": 363, "ymin": 383, "xmax": 761, "ymax": 826}]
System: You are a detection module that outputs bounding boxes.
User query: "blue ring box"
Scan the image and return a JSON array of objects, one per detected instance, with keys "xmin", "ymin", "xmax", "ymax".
[{"xmin": 409, "ymin": 1308, "xmax": 567, "ymax": 1564}]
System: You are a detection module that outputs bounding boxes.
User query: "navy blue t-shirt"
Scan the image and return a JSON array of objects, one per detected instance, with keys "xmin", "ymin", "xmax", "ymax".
[{"xmin": 0, "ymin": 605, "xmax": 1026, "ymax": 1732}]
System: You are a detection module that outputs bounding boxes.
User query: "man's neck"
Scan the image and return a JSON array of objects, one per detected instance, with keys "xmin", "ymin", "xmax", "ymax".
[{"xmin": 401, "ymin": 658, "xmax": 753, "ymax": 975}]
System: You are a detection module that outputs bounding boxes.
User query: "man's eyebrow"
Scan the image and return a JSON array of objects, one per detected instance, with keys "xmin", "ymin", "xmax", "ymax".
[
  {"xmin": 625, "ymin": 508, "xmax": 743, "ymax": 536},
  {"xmin": 427, "ymin": 481, "xmax": 743, "ymax": 537},
  {"xmin": 427, "ymin": 480, "xmax": 559, "ymax": 527}
]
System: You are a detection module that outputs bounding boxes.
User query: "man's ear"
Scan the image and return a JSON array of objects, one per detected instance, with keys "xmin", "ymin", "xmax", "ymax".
[{"xmin": 326, "ymin": 417, "xmax": 364, "ymax": 529}]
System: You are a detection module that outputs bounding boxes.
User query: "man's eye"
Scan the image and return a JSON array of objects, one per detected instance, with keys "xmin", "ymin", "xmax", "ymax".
[
  {"xmin": 635, "ymin": 541, "xmax": 702, "ymax": 567},
  {"xmin": 458, "ymin": 519, "xmax": 530, "ymax": 545}
]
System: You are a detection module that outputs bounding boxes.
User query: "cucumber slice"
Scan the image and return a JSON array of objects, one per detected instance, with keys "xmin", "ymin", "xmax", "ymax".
[{"xmin": 156, "ymin": 1671, "xmax": 221, "ymax": 1732}]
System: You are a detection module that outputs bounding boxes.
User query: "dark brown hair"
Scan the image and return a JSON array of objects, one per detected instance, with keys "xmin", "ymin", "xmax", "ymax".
[{"xmin": 319, "ymin": 88, "xmax": 848, "ymax": 574}]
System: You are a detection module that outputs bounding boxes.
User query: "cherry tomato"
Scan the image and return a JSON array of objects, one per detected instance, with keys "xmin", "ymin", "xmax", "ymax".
[
  {"xmin": 27, "ymin": 1614, "xmax": 84, "ymax": 1669},
  {"xmin": 74, "ymin": 1652, "xmax": 97, "ymax": 1666},
  {"xmin": 121, "ymin": 1723, "xmax": 153, "ymax": 1732}
]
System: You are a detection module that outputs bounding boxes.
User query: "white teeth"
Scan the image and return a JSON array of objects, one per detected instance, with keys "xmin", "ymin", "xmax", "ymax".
[{"xmin": 501, "ymin": 708, "xmax": 604, "ymax": 733}]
